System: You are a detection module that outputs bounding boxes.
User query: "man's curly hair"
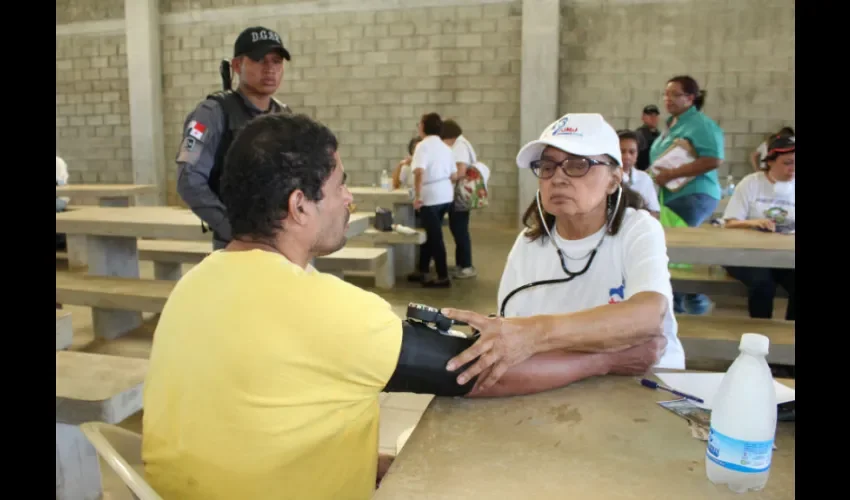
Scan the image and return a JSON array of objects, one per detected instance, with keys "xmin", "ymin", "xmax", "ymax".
[{"xmin": 220, "ymin": 113, "xmax": 339, "ymax": 241}]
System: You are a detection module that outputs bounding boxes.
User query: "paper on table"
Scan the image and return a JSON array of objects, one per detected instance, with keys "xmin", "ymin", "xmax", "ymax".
[{"xmin": 655, "ymin": 372, "xmax": 795, "ymax": 410}]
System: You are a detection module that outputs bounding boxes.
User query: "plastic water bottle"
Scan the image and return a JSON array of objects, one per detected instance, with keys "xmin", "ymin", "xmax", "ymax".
[
  {"xmin": 380, "ymin": 169, "xmax": 390, "ymax": 191},
  {"xmin": 706, "ymin": 333, "xmax": 777, "ymax": 493},
  {"xmin": 724, "ymin": 175, "xmax": 735, "ymax": 198}
]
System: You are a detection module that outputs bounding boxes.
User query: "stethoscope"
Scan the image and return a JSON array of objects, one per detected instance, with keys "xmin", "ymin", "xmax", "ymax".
[{"xmin": 498, "ymin": 186, "xmax": 622, "ymax": 317}]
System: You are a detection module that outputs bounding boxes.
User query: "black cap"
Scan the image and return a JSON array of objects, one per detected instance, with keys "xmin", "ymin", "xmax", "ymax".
[
  {"xmin": 234, "ymin": 26, "xmax": 291, "ymax": 61},
  {"xmin": 766, "ymin": 135, "xmax": 795, "ymax": 157},
  {"xmin": 642, "ymin": 105, "xmax": 660, "ymax": 115}
]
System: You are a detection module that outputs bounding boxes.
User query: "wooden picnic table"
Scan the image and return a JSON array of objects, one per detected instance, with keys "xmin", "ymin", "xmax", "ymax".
[
  {"xmin": 376, "ymin": 371, "xmax": 794, "ymax": 500},
  {"xmin": 56, "ymin": 183, "xmax": 157, "ymax": 207},
  {"xmin": 56, "ymin": 206, "xmax": 370, "ymax": 339},
  {"xmin": 348, "ymin": 187, "xmax": 417, "ymax": 274},
  {"xmin": 665, "ymin": 225, "xmax": 794, "ymax": 269}
]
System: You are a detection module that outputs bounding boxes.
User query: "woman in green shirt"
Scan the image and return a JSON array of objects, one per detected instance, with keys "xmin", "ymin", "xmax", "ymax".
[{"xmin": 650, "ymin": 75, "xmax": 725, "ymax": 315}]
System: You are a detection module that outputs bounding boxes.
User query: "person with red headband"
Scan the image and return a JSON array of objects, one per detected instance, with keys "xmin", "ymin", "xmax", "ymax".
[{"xmin": 722, "ymin": 134, "xmax": 795, "ymax": 320}]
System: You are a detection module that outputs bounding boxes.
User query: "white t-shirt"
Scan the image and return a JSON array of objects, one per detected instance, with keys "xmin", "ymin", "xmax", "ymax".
[
  {"xmin": 497, "ymin": 208, "xmax": 685, "ymax": 369},
  {"xmin": 56, "ymin": 156, "xmax": 69, "ymax": 185},
  {"xmin": 452, "ymin": 135, "xmax": 477, "ymax": 166},
  {"xmin": 412, "ymin": 135, "xmax": 455, "ymax": 206},
  {"xmin": 722, "ymin": 171, "xmax": 795, "ymax": 232},
  {"xmin": 756, "ymin": 141, "xmax": 768, "ymax": 162},
  {"xmin": 625, "ymin": 169, "xmax": 660, "ymax": 212},
  {"xmin": 398, "ymin": 164, "xmax": 414, "ymax": 189}
]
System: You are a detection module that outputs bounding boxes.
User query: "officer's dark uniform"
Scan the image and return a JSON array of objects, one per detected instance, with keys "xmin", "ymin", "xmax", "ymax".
[
  {"xmin": 176, "ymin": 27, "xmax": 293, "ymax": 249},
  {"xmin": 635, "ymin": 105, "xmax": 660, "ymax": 171}
]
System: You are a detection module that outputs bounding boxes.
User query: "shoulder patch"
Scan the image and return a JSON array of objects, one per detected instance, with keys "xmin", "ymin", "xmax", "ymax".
[{"xmin": 187, "ymin": 120, "xmax": 207, "ymax": 140}]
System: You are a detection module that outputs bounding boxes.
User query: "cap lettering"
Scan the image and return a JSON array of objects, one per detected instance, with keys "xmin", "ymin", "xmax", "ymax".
[{"xmin": 251, "ymin": 30, "xmax": 281, "ymax": 44}]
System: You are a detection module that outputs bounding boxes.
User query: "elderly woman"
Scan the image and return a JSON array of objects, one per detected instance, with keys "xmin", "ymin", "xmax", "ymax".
[
  {"xmin": 723, "ymin": 134, "xmax": 795, "ymax": 320},
  {"xmin": 441, "ymin": 113, "xmax": 685, "ymax": 392}
]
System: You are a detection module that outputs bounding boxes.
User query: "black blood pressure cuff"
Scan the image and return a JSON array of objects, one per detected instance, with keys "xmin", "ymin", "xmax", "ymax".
[{"xmin": 383, "ymin": 320, "xmax": 479, "ymax": 397}]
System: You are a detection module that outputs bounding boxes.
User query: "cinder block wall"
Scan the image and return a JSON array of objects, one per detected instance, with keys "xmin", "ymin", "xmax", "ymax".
[
  {"xmin": 56, "ymin": 0, "xmax": 794, "ymax": 225},
  {"xmin": 559, "ymin": 0, "xmax": 795, "ymax": 179}
]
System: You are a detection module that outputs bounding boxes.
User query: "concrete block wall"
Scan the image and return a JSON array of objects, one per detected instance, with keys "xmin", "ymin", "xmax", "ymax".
[
  {"xmin": 159, "ymin": 0, "xmax": 523, "ymax": 222},
  {"xmin": 559, "ymin": 0, "xmax": 795, "ymax": 179},
  {"xmin": 56, "ymin": 0, "xmax": 132, "ymax": 184},
  {"xmin": 56, "ymin": 0, "xmax": 794, "ymax": 225}
]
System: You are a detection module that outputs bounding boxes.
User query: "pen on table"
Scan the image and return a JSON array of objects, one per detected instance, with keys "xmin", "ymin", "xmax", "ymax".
[{"xmin": 637, "ymin": 378, "xmax": 705, "ymax": 404}]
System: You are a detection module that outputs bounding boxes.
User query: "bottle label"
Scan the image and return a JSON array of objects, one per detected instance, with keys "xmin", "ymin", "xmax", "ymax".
[{"xmin": 706, "ymin": 427, "xmax": 773, "ymax": 473}]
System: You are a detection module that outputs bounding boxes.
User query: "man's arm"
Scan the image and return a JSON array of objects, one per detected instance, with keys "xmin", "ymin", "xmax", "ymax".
[{"xmin": 175, "ymin": 99, "xmax": 232, "ymax": 241}]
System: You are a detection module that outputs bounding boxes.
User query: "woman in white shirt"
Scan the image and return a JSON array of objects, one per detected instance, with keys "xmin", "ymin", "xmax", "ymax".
[
  {"xmin": 439, "ymin": 113, "xmax": 684, "ymax": 392},
  {"xmin": 723, "ymin": 134, "xmax": 795, "ymax": 320},
  {"xmin": 392, "ymin": 136, "xmax": 420, "ymax": 190},
  {"xmin": 410, "ymin": 113, "xmax": 456, "ymax": 288},
  {"xmin": 617, "ymin": 130, "xmax": 660, "ymax": 218},
  {"xmin": 749, "ymin": 126, "xmax": 793, "ymax": 172}
]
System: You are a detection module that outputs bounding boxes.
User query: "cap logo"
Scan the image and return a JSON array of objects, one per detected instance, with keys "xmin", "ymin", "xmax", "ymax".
[
  {"xmin": 251, "ymin": 30, "xmax": 281, "ymax": 44},
  {"xmin": 550, "ymin": 117, "xmax": 581, "ymax": 137}
]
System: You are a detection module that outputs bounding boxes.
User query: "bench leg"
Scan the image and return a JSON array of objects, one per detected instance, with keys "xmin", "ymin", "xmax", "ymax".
[
  {"xmin": 87, "ymin": 235, "xmax": 142, "ymax": 340},
  {"xmin": 154, "ymin": 261, "xmax": 182, "ymax": 281},
  {"xmin": 375, "ymin": 247, "xmax": 395, "ymax": 289},
  {"xmin": 66, "ymin": 235, "xmax": 88, "ymax": 269},
  {"xmin": 56, "ymin": 422, "xmax": 102, "ymax": 500}
]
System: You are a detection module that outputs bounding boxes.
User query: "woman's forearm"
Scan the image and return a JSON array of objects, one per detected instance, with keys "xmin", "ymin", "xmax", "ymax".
[
  {"xmin": 467, "ymin": 350, "xmax": 610, "ymax": 398},
  {"xmin": 526, "ymin": 291, "xmax": 667, "ymax": 354},
  {"xmin": 671, "ymin": 157, "xmax": 721, "ymax": 179},
  {"xmin": 724, "ymin": 219, "xmax": 752, "ymax": 229}
]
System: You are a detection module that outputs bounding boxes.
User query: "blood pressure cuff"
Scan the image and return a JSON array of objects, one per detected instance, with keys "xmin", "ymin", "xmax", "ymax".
[{"xmin": 383, "ymin": 320, "xmax": 479, "ymax": 397}]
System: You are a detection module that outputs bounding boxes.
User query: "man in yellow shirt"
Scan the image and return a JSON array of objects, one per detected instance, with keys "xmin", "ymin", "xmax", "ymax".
[{"xmin": 142, "ymin": 113, "xmax": 666, "ymax": 499}]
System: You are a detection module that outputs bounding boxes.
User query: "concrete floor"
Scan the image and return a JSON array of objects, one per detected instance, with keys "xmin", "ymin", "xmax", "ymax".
[{"xmin": 58, "ymin": 221, "xmax": 784, "ymax": 498}]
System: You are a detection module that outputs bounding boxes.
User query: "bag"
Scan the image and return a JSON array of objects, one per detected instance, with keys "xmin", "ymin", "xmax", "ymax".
[
  {"xmin": 658, "ymin": 190, "xmax": 692, "ymax": 270},
  {"xmin": 454, "ymin": 162, "xmax": 490, "ymax": 211},
  {"xmin": 374, "ymin": 207, "xmax": 394, "ymax": 232}
]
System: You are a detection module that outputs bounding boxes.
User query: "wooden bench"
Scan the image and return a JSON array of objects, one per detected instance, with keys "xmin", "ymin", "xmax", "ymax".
[
  {"xmin": 670, "ymin": 265, "xmax": 787, "ymax": 298},
  {"xmin": 676, "ymin": 314, "xmax": 794, "ymax": 366},
  {"xmin": 56, "ymin": 350, "xmax": 149, "ymax": 500},
  {"xmin": 56, "ymin": 273, "xmax": 175, "ymax": 338},
  {"xmin": 137, "ymin": 239, "xmax": 212, "ymax": 280},
  {"xmin": 56, "ymin": 310, "xmax": 73, "ymax": 350},
  {"xmin": 313, "ymin": 247, "xmax": 393, "ymax": 289}
]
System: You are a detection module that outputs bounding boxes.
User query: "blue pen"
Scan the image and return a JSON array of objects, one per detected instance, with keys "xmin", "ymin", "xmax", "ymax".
[{"xmin": 638, "ymin": 378, "xmax": 705, "ymax": 404}]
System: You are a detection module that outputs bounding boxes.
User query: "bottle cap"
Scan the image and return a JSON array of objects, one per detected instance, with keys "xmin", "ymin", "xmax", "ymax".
[{"xmin": 739, "ymin": 333, "xmax": 770, "ymax": 356}]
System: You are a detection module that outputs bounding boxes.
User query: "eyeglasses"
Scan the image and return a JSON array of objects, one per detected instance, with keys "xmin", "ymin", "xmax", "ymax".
[{"xmin": 530, "ymin": 157, "xmax": 615, "ymax": 179}]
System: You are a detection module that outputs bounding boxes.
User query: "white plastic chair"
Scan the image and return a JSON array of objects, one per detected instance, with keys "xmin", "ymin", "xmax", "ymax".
[{"xmin": 79, "ymin": 422, "xmax": 163, "ymax": 500}]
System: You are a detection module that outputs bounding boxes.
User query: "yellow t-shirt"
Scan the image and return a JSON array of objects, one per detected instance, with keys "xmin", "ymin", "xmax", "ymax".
[{"xmin": 142, "ymin": 249, "xmax": 402, "ymax": 500}]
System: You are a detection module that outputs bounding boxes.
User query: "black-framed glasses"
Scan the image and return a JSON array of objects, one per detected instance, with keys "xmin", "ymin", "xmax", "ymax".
[{"xmin": 530, "ymin": 157, "xmax": 615, "ymax": 179}]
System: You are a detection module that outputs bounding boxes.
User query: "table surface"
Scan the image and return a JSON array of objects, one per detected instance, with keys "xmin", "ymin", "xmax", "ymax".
[
  {"xmin": 665, "ymin": 226, "xmax": 794, "ymax": 268},
  {"xmin": 665, "ymin": 225, "xmax": 794, "ymax": 252},
  {"xmin": 56, "ymin": 206, "xmax": 371, "ymax": 241},
  {"xmin": 375, "ymin": 372, "xmax": 795, "ymax": 500},
  {"xmin": 56, "ymin": 184, "xmax": 157, "ymax": 197},
  {"xmin": 349, "ymin": 187, "xmax": 413, "ymax": 204},
  {"xmin": 56, "ymin": 351, "xmax": 148, "ymax": 403}
]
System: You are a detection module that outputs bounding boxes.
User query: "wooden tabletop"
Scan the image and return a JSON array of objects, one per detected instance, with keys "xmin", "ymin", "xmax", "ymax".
[
  {"xmin": 56, "ymin": 351, "xmax": 149, "ymax": 425},
  {"xmin": 665, "ymin": 226, "xmax": 795, "ymax": 268},
  {"xmin": 349, "ymin": 187, "xmax": 413, "ymax": 204},
  {"xmin": 56, "ymin": 184, "xmax": 156, "ymax": 198},
  {"xmin": 375, "ymin": 373, "xmax": 794, "ymax": 500},
  {"xmin": 56, "ymin": 206, "xmax": 371, "ymax": 241}
]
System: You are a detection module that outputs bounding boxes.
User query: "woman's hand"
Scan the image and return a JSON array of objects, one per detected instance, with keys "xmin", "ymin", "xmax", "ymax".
[
  {"xmin": 441, "ymin": 308, "xmax": 541, "ymax": 392},
  {"xmin": 652, "ymin": 167, "xmax": 678, "ymax": 186},
  {"xmin": 748, "ymin": 219, "xmax": 776, "ymax": 231}
]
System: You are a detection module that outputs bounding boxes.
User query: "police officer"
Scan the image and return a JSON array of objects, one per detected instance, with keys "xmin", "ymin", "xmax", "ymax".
[{"xmin": 176, "ymin": 26, "xmax": 293, "ymax": 249}]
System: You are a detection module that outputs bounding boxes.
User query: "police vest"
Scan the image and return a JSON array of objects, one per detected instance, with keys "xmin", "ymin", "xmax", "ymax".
[{"xmin": 205, "ymin": 90, "xmax": 292, "ymax": 197}]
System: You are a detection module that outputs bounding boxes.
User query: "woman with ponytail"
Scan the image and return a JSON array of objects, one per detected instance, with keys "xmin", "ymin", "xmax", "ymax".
[{"xmin": 649, "ymin": 75, "xmax": 725, "ymax": 315}]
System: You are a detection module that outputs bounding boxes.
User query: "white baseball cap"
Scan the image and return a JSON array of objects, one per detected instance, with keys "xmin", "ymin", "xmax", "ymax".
[{"xmin": 515, "ymin": 113, "xmax": 623, "ymax": 170}]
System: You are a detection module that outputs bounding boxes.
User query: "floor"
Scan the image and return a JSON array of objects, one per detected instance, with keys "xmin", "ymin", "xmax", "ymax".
[{"xmin": 58, "ymin": 220, "xmax": 785, "ymax": 498}]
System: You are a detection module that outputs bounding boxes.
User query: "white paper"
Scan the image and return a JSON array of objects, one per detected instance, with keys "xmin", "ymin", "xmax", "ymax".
[
  {"xmin": 649, "ymin": 145, "xmax": 695, "ymax": 190},
  {"xmin": 655, "ymin": 372, "xmax": 795, "ymax": 410}
]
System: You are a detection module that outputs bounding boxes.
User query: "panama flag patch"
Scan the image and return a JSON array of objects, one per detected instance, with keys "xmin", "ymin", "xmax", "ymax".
[{"xmin": 188, "ymin": 120, "xmax": 206, "ymax": 140}]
